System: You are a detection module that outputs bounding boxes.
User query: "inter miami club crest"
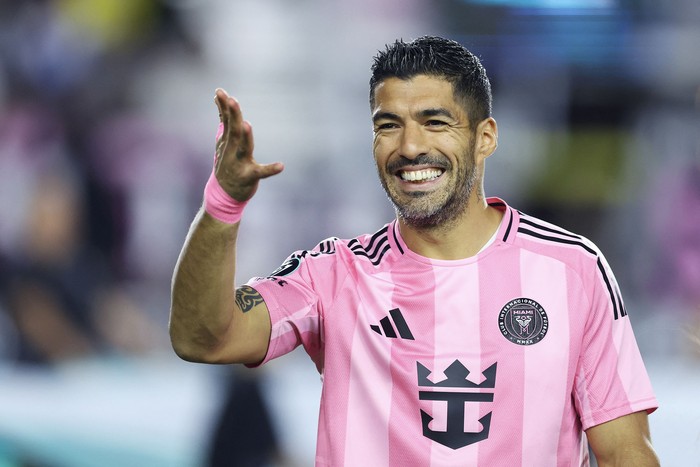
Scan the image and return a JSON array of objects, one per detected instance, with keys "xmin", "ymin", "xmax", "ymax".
[{"xmin": 498, "ymin": 297, "xmax": 548, "ymax": 346}]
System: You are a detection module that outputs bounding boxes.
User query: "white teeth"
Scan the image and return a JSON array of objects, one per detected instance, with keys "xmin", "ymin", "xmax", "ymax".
[{"xmin": 400, "ymin": 169, "xmax": 442, "ymax": 182}]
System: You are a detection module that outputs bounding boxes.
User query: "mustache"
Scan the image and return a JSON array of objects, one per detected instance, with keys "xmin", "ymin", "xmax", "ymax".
[{"xmin": 386, "ymin": 155, "xmax": 452, "ymax": 173}]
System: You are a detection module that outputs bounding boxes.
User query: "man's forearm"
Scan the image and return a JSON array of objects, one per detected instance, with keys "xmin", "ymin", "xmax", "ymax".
[
  {"xmin": 595, "ymin": 445, "xmax": 660, "ymax": 467},
  {"xmin": 588, "ymin": 412, "xmax": 660, "ymax": 467},
  {"xmin": 169, "ymin": 208, "xmax": 240, "ymax": 362},
  {"xmin": 170, "ymin": 88, "xmax": 282, "ymax": 364}
]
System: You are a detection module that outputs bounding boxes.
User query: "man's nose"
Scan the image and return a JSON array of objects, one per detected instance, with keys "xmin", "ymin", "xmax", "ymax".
[{"xmin": 399, "ymin": 123, "xmax": 429, "ymax": 160}]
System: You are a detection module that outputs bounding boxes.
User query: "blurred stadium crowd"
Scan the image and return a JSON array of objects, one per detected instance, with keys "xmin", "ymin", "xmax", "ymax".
[
  {"xmin": 0, "ymin": 0, "xmax": 698, "ymax": 465},
  {"xmin": 0, "ymin": 0, "xmax": 201, "ymax": 365}
]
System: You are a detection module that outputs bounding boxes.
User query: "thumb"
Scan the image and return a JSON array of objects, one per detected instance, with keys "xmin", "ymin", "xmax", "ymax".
[{"xmin": 254, "ymin": 162, "xmax": 285, "ymax": 180}]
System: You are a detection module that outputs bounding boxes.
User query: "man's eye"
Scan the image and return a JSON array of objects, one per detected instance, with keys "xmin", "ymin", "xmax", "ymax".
[
  {"xmin": 426, "ymin": 120, "xmax": 447, "ymax": 127},
  {"xmin": 375, "ymin": 123, "xmax": 398, "ymax": 131}
]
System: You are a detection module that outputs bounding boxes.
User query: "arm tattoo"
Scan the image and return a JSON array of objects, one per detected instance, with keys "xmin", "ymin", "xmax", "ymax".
[{"xmin": 235, "ymin": 285, "xmax": 264, "ymax": 313}]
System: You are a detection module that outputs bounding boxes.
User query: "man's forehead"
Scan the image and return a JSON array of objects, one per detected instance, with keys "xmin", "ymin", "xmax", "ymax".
[
  {"xmin": 374, "ymin": 75, "xmax": 453, "ymax": 94},
  {"xmin": 372, "ymin": 75, "xmax": 463, "ymax": 115}
]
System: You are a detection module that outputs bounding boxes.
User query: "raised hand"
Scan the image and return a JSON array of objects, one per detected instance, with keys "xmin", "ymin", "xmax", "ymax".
[{"xmin": 213, "ymin": 88, "xmax": 284, "ymax": 202}]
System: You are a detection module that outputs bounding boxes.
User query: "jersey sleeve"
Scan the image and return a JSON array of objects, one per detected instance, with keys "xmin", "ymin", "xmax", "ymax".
[
  {"xmin": 245, "ymin": 238, "xmax": 348, "ymax": 373},
  {"xmin": 573, "ymin": 249, "xmax": 658, "ymax": 430}
]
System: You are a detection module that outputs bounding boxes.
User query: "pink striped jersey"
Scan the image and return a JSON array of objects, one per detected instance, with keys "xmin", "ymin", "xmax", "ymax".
[{"xmin": 246, "ymin": 197, "xmax": 657, "ymax": 466}]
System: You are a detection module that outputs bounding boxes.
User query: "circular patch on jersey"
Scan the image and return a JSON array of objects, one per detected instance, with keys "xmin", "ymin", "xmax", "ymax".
[
  {"xmin": 498, "ymin": 298, "xmax": 548, "ymax": 346},
  {"xmin": 268, "ymin": 257, "xmax": 301, "ymax": 277}
]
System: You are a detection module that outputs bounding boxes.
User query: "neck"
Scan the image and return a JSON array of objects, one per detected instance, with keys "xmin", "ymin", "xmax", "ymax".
[{"xmin": 398, "ymin": 196, "xmax": 503, "ymax": 260}]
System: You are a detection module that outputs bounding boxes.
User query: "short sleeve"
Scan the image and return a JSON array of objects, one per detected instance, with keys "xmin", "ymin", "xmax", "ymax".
[
  {"xmin": 245, "ymin": 238, "xmax": 348, "ymax": 373},
  {"xmin": 573, "ymin": 252, "xmax": 658, "ymax": 430}
]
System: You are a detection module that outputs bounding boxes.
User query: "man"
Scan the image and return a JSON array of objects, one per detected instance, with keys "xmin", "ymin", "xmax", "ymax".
[{"xmin": 170, "ymin": 36, "xmax": 659, "ymax": 466}]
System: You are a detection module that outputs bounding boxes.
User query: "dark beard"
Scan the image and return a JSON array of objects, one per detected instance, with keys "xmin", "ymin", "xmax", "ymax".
[{"xmin": 379, "ymin": 143, "xmax": 478, "ymax": 231}]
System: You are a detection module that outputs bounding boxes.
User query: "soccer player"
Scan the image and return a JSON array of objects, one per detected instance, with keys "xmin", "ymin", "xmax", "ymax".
[{"xmin": 170, "ymin": 36, "xmax": 659, "ymax": 466}]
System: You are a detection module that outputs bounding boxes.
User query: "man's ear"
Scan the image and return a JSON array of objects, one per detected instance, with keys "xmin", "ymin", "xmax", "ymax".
[{"xmin": 475, "ymin": 117, "xmax": 498, "ymax": 162}]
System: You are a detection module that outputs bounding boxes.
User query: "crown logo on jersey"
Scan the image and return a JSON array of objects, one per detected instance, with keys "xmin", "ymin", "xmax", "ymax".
[
  {"xmin": 417, "ymin": 359, "xmax": 498, "ymax": 449},
  {"xmin": 417, "ymin": 360, "xmax": 497, "ymax": 389}
]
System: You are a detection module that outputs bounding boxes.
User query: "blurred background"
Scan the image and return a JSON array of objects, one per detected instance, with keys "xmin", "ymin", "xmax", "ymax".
[{"xmin": 0, "ymin": 0, "xmax": 698, "ymax": 465}]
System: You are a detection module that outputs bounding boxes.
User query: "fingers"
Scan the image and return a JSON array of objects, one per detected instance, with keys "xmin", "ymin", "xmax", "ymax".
[
  {"xmin": 215, "ymin": 89, "xmax": 251, "ymax": 159},
  {"xmin": 236, "ymin": 121, "xmax": 254, "ymax": 160},
  {"xmin": 215, "ymin": 88, "xmax": 241, "ymax": 143},
  {"xmin": 215, "ymin": 88, "xmax": 229, "ymax": 131},
  {"xmin": 223, "ymin": 94, "xmax": 243, "ymax": 143},
  {"xmin": 211, "ymin": 88, "xmax": 284, "ymax": 200},
  {"xmin": 214, "ymin": 90, "xmax": 223, "ymax": 122}
]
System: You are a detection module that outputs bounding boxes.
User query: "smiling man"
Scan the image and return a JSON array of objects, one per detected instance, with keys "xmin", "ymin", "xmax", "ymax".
[
  {"xmin": 371, "ymin": 73, "xmax": 500, "ymax": 255},
  {"xmin": 170, "ymin": 36, "xmax": 659, "ymax": 466}
]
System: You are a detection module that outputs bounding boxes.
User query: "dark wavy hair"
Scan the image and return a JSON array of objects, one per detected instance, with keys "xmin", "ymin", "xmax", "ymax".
[{"xmin": 369, "ymin": 36, "xmax": 492, "ymax": 128}]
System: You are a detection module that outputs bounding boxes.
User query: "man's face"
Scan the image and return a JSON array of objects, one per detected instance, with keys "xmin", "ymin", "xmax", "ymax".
[{"xmin": 372, "ymin": 75, "xmax": 478, "ymax": 229}]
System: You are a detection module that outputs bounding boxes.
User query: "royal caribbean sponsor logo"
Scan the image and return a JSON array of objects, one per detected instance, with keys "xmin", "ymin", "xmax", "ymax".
[
  {"xmin": 416, "ymin": 360, "xmax": 497, "ymax": 449},
  {"xmin": 498, "ymin": 297, "xmax": 548, "ymax": 346}
]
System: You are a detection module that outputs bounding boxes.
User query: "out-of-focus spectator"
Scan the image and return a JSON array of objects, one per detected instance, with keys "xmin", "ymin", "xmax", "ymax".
[
  {"xmin": 2, "ymin": 165, "xmax": 102, "ymax": 364},
  {"xmin": 207, "ymin": 368, "xmax": 283, "ymax": 467}
]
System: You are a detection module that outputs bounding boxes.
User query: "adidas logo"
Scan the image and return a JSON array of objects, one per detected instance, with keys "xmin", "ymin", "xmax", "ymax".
[{"xmin": 370, "ymin": 308, "xmax": 414, "ymax": 340}]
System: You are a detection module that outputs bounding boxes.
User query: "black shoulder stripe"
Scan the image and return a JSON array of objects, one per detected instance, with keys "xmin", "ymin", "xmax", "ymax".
[
  {"xmin": 517, "ymin": 227, "xmax": 597, "ymax": 256},
  {"xmin": 318, "ymin": 239, "xmax": 337, "ymax": 254},
  {"xmin": 349, "ymin": 226, "xmax": 392, "ymax": 265},
  {"xmin": 596, "ymin": 258, "xmax": 627, "ymax": 320},
  {"xmin": 291, "ymin": 238, "xmax": 338, "ymax": 261},
  {"xmin": 367, "ymin": 244, "xmax": 392, "ymax": 266},
  {"xmin": 351, "ymin": 242, "xmax": 391, "ymax": 266},
  {"xmin": 364, "ymin": 226, "xmax": 389, "ymax": 253},
  {"xmin": 392, "ymin": 223, "xmax": 405, "ymax": 255},
  {"xmin": 502, "ymin": 208, "xmax": 514, "ymax": 242},
  {"xmin": 349, "ymin": 226, "xmax": 387, "ymax": 250},
  {"xmin": 519, "ymin": 217, "xmax": 581, "ymax": 240},
  {"xmin": 519, "ymin": 226, "xmax": 627, "ymax": 320},
  {"xmin": 351, "ymin": 235, "xmax": 388, "ymax": 258}
]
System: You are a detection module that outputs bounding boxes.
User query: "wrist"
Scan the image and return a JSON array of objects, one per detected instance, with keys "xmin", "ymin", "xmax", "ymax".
[{"xmin": 203, "ymin": 170, "xmax": 248, "ymax": 224}]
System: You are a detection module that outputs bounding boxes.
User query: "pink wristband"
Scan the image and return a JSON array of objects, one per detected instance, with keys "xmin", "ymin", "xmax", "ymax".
[
  {"xmin": 204, "ymin": 170, "xmax": 248, "ymax": 224},
  {"xmin": 203, "ymin": 122, "xmax": 247, "ymax": 224}
]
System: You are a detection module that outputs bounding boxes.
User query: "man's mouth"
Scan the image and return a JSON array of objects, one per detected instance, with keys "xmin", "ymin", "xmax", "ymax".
[{"xmin": 398, "ymin": 168, "xmax": 444, "ymax": 182}]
